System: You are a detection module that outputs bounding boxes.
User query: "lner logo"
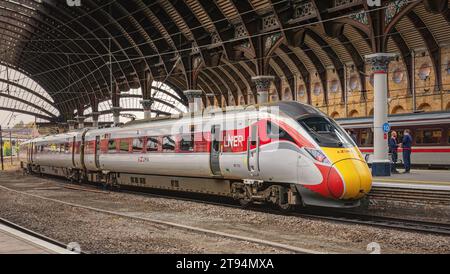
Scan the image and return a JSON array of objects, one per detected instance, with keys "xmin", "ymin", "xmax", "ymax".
[
  {"xmin": 367, "ymin": 0, "xmax": 381, "ymax": 7},
  {"xmin": 67, "ymin": 0, "xmax": 81, "ymax": 7}
]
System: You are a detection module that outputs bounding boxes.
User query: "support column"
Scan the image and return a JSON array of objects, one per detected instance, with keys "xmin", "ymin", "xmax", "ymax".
[
  {"xmin": 252, "ymin": 76, "xmax": 274, "ymax": 104},
  {"xmin": 92, "ymin": 112, "xmax": 100, "ymax": 128},
  {"xmin": 366, "ymin": 53, "xmax": 396, "ymax": 177},
  {"xmin": 76, "ymin": 116, "xmax": 86, "ymax": 129},
  {"xmin": 111, "ymin": 107, "xmax": 122, "ymax": 126},
  {"xmin": 67, "ymin": 120, "xmax": 76, "ymax": 131},
  {"xmin": 183, "ymin": 90, "xmax": 203, "ymax": 112},
  {"xmin": 140, "ymin": 99, "xmax": 154, "ymax": 119}
]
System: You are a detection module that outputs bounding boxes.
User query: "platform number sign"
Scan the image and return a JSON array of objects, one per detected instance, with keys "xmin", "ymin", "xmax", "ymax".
[{"xmin": 382, "ymin": 123, "xmax": 390, "ymax": 133}]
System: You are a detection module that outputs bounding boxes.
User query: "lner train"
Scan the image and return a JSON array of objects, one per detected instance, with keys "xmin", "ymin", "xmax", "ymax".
[
  {"xmin": 338, "ymin": 111, "xmax": 450, "ymax": 168},
  {"xmin": 19, "ymin": 102, "xmax": 372, "ymax": 209}
]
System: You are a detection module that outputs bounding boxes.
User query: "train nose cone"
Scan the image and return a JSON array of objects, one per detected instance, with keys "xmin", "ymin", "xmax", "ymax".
[{"xmin": 328, "ymin": 159, "xmax": 372, "ymax": 200}]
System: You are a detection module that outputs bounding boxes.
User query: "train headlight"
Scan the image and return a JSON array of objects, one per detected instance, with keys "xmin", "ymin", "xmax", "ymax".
[{"xmin": 305, "ymin": 148, "xmax": 331, "ymax": 165}]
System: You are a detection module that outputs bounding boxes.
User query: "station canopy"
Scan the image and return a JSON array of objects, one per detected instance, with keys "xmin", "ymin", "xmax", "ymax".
[{"xmin": 0, "ymin": 0, "xmax": 448, "ymax": 123}]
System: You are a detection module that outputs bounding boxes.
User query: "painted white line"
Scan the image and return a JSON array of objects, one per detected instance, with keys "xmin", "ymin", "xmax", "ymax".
[
  {"xmin": 373, "ymin": 182, "xmax": 450, "ymax": 191},
  {"xmin": 0, "ymin": 223, "xmax": 74, "ymax": 254}
]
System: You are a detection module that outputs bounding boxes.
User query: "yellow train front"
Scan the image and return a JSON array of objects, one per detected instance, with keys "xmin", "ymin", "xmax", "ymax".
[{"xmin": 270, "ymin": 102, "xmax": 373, "ymax": 208}]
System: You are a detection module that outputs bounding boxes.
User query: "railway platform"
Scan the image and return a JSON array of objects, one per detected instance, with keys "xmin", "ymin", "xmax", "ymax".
[
  {"xmin": 0, "ymin": 222, "xmax": 71, "ymax": 254},
  {"xmin": 373, "ymin": 169, "xmax": 450, "ymax": 191}
]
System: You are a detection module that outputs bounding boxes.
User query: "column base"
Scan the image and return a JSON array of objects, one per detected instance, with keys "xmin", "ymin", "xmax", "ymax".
[{"xmin": 371, "ymin": 161, "xmax": 391, "ymax": 177}]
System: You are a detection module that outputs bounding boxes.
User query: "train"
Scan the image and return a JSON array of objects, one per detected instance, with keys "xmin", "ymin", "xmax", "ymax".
[
  {"xmin": 338, "ymin": 111, "xmax": 450, "ymax": 168},
  {"xmin": 19, "ymin": 101, "xmax": 372, "ymax": 209}
]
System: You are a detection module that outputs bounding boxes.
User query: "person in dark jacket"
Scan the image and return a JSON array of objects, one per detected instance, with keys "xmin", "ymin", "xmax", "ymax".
[
  {"xmin": 388, "ymin": 130, "xmax": 399, "ymax": 173},
  {"xmin": 401, "ymin": 129, "xmax": 413, "ymax": 173}
]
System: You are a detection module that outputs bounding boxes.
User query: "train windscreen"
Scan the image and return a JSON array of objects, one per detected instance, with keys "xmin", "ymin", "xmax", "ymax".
[{"xmin": 298, "ymin": 116, "xmax": 355, "ymax": 148}]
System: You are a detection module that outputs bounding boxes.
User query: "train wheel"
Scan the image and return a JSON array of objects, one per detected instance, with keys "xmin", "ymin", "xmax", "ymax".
[
  {"xmin": 239, "ymin": 199, "xmax": 252, "ymax": 208},
  {"xmin": 278, "ymin": 202, "xmax": 293, "ymax": 212}
]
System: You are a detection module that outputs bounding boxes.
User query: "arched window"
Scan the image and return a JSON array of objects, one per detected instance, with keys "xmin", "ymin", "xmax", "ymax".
[
  {"xmin": 418, "ymin": 103, "xmax": 432, "ymax": 112},
  {"xmin": 391, "ymin": 105, "xmax": 405, "ymax": 114},
  {"xmin": 330, "ymin": 111, "xmax": 340, "ymax": 119},
  {"xmin": 283, "ymin": 88, "xmax": 291, "ymax": 101},
  {"xmin": 83, "ymin": 82, "xmax": 187, "ymax": 123},
  {"xmin": 348, "ymin": 110, "xmax": 359, "ymax": 118},
  {"xmin": 0, "ymin": 64, "xmax": 60, "ymax": 127}
]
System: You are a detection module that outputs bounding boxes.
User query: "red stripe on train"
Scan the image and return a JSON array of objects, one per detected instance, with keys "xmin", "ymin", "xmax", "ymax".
[{"xmin": 359, "ymin": 148, "xmax": 450, "ymax": 153}]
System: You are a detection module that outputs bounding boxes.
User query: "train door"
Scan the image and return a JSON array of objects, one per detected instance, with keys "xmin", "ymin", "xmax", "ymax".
[
  {"xmin": 95, "ymin": 136, "xmax": 101, "ymax": 169},
  {"xmin": 80, "ymin": 131, "xmax": 87, "ymax": 170},
  {"xmin": 71, "ymin": 137, "xmax": 76, "ymax": 167},
  {"xmin": 247, "ymin": 120, "xmax": 260, "ymax": 176},
  {"xmin": 29, "ymin": 142, "xmax": 33, "ymax": 163},
  {"xmin": 210, "ymin": 125, "xmax": 222, "ymax": 176}
]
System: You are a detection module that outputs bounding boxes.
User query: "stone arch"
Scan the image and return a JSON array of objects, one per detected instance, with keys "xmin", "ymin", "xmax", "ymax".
[
  {"xmin": 368, "ymin": 108, "xmax": 374, "ymax": 116},
  {"xmin": 418, "ymin": 103, "xmax": 432, "ymax": 112},
  {"xmin": 445, "ymin": 102, "xmax": 450, "ymax": 111},
  {"xmin": 391, "ymin": 105, "xmax": 406, "ymax": 114},
  {"xmin": 330, "ymin": 111, "xmax": 340, "ymax": 119},
  {"xmin": 348, "ymin": 109, "xmax": 359, "ymax": 118}
]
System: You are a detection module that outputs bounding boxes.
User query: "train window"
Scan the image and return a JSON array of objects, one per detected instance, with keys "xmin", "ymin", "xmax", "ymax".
[
  {"xmin": 119, "ymin": 139, "xmax": 130, "ymax": 153},
  {"xmin": 85, "ymin": 141, "xmax": 95, "ymax": 155},
  {"xmin": 360, "ymin": 129, "xmax": 374, "ymax": 147},
  {"xmin": 108, "ymin": 139, "xmax": 116, "ymax": 153},
  {"xmin": 146, "ymin": 137, "xmax": 159, "ymax": 152},
  {"xmin": 180, "ymin": 135, "xmax": 194, "ymax": 152},
  {"xmin": 132, "ymin": 138, "xmax": 145, "ymax": 153},
  {"xmin": 267, "ymin": 121, "xmax": 295, "ymax": 143},
  {"xmin": 415, "ymin": 129, "xmax": 442, "ymax": 144},
  {"xmin": 64, "ymin": 143, "xmax": 70, "ymax": 153},
  {"xmin": 448, "ymin": 130, "xmax": 450, "ymax": 144},
  {"xmin": 162, "ymin": 136, "xmax": 175, "ymax": 151},
  {"xmin": 298, "ymin": 116, "xmax": 354, "ymax": 148}
]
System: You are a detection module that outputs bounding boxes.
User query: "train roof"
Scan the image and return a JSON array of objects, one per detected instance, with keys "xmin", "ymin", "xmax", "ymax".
[
  {"xmin": 122, "ymin": 101, "xmax": 325, "ymax": 127},
  {"xmin": 23, "ymin": 101, "xmax": 325, "ymax": 143}
]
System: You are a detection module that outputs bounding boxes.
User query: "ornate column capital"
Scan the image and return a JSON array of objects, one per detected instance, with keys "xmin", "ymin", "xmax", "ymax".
[
  {"xmin": 111, "ymin": 107, "xmax": 122, "ymax": 116},
  {"xmin": 140, "ymin": 99, "xmax": 154, "ymax": 111},
  {"xmin": 75, "ymin": 116, "xmax": 86, "ymax": 122},
  {"xmin": 183, "ymin": 90, "xmax": 203, "ymax": 102},
  {"xmin": 365, "ymin": 53, "xmax": 397, "ymax": 74},
  {"xmin": 251, "ymin": 76, "xmax": 275, "ymax": 93}
]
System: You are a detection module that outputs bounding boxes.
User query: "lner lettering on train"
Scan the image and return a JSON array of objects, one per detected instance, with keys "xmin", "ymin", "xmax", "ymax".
[{"xmin": 224, "ymin": 135, "xmax": 244, "ymax": 148}]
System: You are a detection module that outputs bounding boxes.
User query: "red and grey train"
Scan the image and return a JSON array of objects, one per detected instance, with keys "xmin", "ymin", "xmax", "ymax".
[
  {"xmin": 337, "ymin": 111, "xmax": 450, "ymax": 168},
  {"xmin": 19, "ymin": 102, "xmax": 372, "ymax": 209}
]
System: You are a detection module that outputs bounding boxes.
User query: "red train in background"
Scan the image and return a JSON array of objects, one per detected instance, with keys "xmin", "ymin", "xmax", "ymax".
[{"xmin": 337, "ymin": 111, "xmax": 450, "ymax": 168}]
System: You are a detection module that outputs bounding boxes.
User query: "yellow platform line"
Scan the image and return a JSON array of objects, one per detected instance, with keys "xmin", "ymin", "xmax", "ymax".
[{"xmin": 375, "ymin": 178, "xmax": 450, "ymax": 186}]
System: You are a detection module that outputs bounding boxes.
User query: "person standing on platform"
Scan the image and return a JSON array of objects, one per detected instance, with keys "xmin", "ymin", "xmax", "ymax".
[
  {"xmin": 400, "ymin": 129, "xmax": 413, "ymax": 173},
  {"xmin": 388, "ymin": 130, "xmax": 399, "ymax": 173}
]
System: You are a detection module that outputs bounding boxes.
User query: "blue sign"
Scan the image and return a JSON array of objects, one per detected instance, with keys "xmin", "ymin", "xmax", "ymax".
[{"xmin": 382, "ymin": 123, "xmax": 390, "ymax": 133}]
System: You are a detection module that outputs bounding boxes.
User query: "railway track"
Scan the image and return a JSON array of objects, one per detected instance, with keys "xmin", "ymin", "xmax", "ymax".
[
  {"xmin": 56, "ymin": 182, "xmax": 450, "ymax": 237},
  {"xmin": 0, "ymin": 184, "xmax": 322, "ymax": 254},
  {"xmin": 0, "ymin": 216, "xmax": 81, "ymax": 254}
]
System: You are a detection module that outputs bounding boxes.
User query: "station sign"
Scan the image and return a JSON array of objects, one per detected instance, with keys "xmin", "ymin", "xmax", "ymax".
[{"xmin": 382, "ymin": 123, "xmax": 390, "ymax": 133}]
